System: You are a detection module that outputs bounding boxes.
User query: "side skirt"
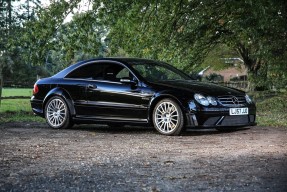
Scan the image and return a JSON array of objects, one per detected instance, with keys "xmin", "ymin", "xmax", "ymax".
[{"xmin": 72, "ymin": 115, "xmax": 149, "ymax": 125}]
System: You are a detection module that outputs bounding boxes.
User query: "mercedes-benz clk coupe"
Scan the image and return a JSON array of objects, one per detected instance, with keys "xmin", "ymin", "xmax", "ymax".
[{"xmin": 31, "ymin": 58, "xmax": 256, "ymax": 135}]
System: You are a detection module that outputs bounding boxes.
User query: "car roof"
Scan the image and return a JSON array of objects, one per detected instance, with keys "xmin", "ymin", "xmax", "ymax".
[{"xmin": 52, "ymin": 57, "xmax": 158, "ymax": 78}]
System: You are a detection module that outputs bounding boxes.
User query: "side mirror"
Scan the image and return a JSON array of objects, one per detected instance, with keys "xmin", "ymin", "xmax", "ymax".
[{"xmin": 189, "ymin": 73, "xmax": 202, "ymax": 81}]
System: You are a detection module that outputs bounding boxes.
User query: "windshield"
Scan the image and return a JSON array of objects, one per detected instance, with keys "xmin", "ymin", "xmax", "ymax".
[{"xmin": 129, "ymin": 61, "xmax": 192, "ymax": 82}]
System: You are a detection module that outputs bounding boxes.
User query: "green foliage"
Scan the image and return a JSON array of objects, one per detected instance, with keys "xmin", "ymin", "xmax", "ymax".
[
  {"xmin": 2, "ymin": 47, "xmax": 39, "ymax": 86},
  {"xmin": 95, "ymin": 0, "xmax": 287, "ymax": 89},
  {"xmin": 46, "ymin": 11, "xmax": 107, "ymax": 70},
  {"xmin": 201, "ymin": 44, "xmax": 239, "ymax": 71},
  {"xmin": 1, "ymin": 0, "xmax": 287, "ymax": 91},
  {"xmin": 266, "ymin": 52, "xmax": 287, "ymax": 90},
  {"xmin": 97, "ymin": 0, "xmax": 208, "ymax": 68},
  {"xmin": 20, "ymin": 0, "xmax": 82, "ymax": 67},
  {"xmin": 254, "ymin": 92, "xmax": 287, "ymax": 127},
  {"xmin": 0, "ymin": 0, "xmax": 43, "ymax": 94},
  {"xmin": 18, "ymin": 1, "xmax": 109, "ymax": 76}
]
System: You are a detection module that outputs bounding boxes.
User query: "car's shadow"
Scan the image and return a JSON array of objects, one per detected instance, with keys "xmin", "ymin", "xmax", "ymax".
[
  {"xmin": 69, "ymin": 124, "xmax": 250, "ymax": 136},
  {"xmin": 183, "ymin": 127, "xmax": 250, "ymax": 136},
  {"xmin": 70, "ymin": 124, "xmax": 156, "ymax": 135}
]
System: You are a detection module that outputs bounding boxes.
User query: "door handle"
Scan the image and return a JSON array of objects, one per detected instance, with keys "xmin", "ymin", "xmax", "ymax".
[{"xmin": 87, "ymin": 84, "xmax": 97, "ymax": 89}]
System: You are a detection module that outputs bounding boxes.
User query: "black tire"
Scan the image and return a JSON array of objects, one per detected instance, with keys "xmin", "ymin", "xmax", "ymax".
[
  {"xmin": 153, "ymin": 99, "xmax": 184, "ymax": 136},
  {"xmin": 45, "ymin": 96, "xmax": 73, "ymax": 129}
]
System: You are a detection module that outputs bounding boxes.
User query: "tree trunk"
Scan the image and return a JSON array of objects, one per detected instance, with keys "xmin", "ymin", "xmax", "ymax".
[
  {"xmin": 236, "ymin": 43, "xmax": 264, "ymax": 91},
  {"xmin": 8, "ymin": 0, "xmax": 12, "ymax": 26},
  {"xmin": 0, "ymin": 73, "xmax": 3, "ymax": 106}
]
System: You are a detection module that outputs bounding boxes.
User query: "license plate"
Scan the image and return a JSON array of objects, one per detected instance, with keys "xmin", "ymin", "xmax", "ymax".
[{"xmin": 229, "ymin": 108, "xmax": 248, "ymax": 116}]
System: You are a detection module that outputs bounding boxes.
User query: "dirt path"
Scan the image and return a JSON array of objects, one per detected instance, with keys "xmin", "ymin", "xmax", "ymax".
[{"xmin": 0, "ymin": 123, "xmax": 286, "ymax": 191}]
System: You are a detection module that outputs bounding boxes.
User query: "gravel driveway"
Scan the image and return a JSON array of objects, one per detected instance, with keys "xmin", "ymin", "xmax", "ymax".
[{"xmin": 0, "ymin": 122, "xmax": 286, "ymax": 192}]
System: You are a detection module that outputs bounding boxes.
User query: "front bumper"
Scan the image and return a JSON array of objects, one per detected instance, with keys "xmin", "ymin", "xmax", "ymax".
[{"xmin": 186, "ymin": 107, "xmax": 256, "ymax": 128}]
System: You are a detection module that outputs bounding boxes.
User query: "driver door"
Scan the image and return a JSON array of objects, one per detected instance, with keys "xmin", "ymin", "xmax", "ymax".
[{"xmin": 85, "ymin": 62, "xmax": 152, "ymax": 122}]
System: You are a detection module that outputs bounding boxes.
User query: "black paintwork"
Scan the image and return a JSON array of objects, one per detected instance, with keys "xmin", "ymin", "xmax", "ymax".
[{"xmin": 31, "ymin": 58, "xmax": 256, "ymax": 128}]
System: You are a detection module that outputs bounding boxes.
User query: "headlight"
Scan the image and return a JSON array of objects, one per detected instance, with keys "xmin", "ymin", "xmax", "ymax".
[
  {"xmin": 245, "ymin": 94, "xmax": 253, "ymax": 104},
  {"xmin": 207, "ymin": 96, "xmax": 217, "ymax": 106},
  {"xmin": 194, "ymin": 94, "xmax": 217, "ymax": 106}
]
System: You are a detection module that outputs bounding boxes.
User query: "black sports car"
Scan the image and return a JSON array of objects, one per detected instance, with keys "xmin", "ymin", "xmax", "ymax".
[{"xmin": 31, "ymin": 58, "xmax": 256, "ymax": 135}]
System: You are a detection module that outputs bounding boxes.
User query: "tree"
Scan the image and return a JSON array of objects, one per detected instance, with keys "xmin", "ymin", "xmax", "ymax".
[
  {"xmin": 0, "ymin": 0, "xmax": 43, "ymax": 104},
  {"xmin": 20, "ymin": 0, "xmax": 109, "ymax": 71},
  {"xmin": 20, "ymin": 0, "xmax": 81, "ymax": 68},
  {"xmin": 0, "ymin": 0, "xmax": 17, "ymax": 104},
  {"xmin": 49, "ymin": 11, "xmax": 108, "ymax": 69},
  {"xmin": 94, "ymin": 0, "xmax": 287, "ymax": 90},
  {"xmin": 5, "ymin": 0, "xmax": 286, "ymax": 91}
]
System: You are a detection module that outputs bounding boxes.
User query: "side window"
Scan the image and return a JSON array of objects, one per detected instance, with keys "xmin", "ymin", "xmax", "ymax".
[
  {"xmin": 103, "ymin": 64, "xmax": 132, "ymax": 82},
  {"xmin": 66, "ymin": 63, "xmax": 104, "ymax": 80},
  {"xmin": 66, "ymin": 62, "xmax": 133, "ymax": 82},
  {"xmin": 116, "ymin": 68, "xmax": 130, "ymax": 79}
]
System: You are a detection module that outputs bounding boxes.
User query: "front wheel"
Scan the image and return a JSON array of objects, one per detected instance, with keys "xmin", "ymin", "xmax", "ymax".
[
  {"xmin": 45, "ymin": 96, "xmax": 73, "ymax": 129},
  {"xmin": 153, "ymin": 99, "xmax": 184, "ymax": 136}
]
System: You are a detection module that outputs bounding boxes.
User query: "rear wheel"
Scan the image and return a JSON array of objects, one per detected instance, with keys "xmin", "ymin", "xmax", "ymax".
[
  {"xmin": 153, "ymin": 99, "xmax": 184, "ymax": 136},
  {"xmin": 45, "ymin": 96, "xmax": 73, "ymax": 129}
]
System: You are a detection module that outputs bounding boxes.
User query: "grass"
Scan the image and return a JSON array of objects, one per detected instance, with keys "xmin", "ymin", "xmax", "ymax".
[
  {"xmin": 0, "ymin": 98, "xmax": 31, "ymax": 112},
  {"xmin": 0, "ymin": 88, "xmax": 44, "ymax": 123},
  {"xmin": 252, "ymin": 91, "xmax": 287, "ymax": 127},
  {"xmin": 0, "ymin": 110, "xmax": 44, "ymax": 123},
  {"xmin": 1, "ymin": 88, "xmax": 32, "ymax": 97},
  {"xmin": 0, "ymin": 98, "xmax": 44, "ymax": 123},
  {"xmin": 0, "ymin": 88, "xmax": 286, "ymax": 127}
]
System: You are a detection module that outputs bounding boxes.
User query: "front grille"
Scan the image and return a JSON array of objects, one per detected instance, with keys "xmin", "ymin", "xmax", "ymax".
[
  {"xmin": 220, "ymin": 115, "xmax": 249, "ymax": 126},
  {"xmin": 203, "ymin": 117, "xmax": 221, "ymax": 126},
  {"xmin": 202, "ymin": 115, "xmax": 252, "ymax": 127},
  {"xmin": 217, "ymin": 95, "xmax": 247, "ymax": 107}
]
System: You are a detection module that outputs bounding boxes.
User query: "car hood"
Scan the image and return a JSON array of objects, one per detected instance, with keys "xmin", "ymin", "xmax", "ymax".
[{"xmin": 150, "ymin": 80, "xmax": 245, "ymax": 96}]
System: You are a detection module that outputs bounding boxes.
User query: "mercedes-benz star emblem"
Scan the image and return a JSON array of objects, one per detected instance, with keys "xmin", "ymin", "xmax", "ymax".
[{"xmin": 231, "ymin": 96, "xmax": 239, "ymax": 105}]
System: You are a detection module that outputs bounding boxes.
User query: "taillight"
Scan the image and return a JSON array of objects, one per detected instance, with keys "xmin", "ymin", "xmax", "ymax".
[{"xmin": 33, "ymin": 84, "xmax": 39, "ymax": 95}]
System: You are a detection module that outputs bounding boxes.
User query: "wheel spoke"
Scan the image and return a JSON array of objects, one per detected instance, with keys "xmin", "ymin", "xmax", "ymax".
[
  {"xmin": 158, "ymin": 105, "xmax": 165, "ymax": 114},
  {"xmin": 170, "ymin": 121, "xmax": 176, "ymax": 128},
  {"xmin": 163, "ymin": 122, "xmax": 167, "ymax": 131}
]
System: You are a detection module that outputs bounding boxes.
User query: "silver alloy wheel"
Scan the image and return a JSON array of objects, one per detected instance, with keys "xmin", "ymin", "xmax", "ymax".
[
  {"xmin": 154, "ymin": 101, "xmax": 179, "ymax": 134},
  {"xmin": 46, "ymin": 98, "xmax": 67, "ymax": 128}
]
